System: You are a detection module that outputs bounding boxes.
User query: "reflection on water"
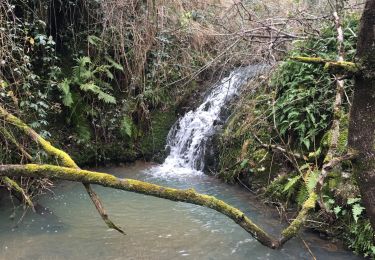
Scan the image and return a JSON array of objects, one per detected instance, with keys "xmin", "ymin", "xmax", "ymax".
[{"xmin": 0, "ymin": 162, "xmax": 361, "ymax": 260}]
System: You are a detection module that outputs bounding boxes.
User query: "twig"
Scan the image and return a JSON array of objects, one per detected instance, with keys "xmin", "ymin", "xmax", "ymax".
[
  {"xmin": 253, "ymin": 134, "xmax": 302, "ymax": 160},
  {"xmin": 299, "ymin": 234, "xmax": 317, "ymax": 260}
]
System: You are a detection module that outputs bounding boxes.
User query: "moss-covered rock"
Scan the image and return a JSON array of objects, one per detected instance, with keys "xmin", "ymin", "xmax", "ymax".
[{"xmin": 139, "ymin": 109, "xmax": 177, "ymax": 162}]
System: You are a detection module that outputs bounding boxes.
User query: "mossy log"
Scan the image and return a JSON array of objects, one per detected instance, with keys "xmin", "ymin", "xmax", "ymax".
[
  {"xmin": 1, "ymin": 176, "xmax": 34, "ymax": 209},
  {"xmin": 280, "ymin": 193, "xmax": 317, "ymax": 245},
  {"xmin": 0, "ymin": 127, "xmax": 32, "ymax": 161},
  {"xmin": 0, "ymin": 105, "xmax": 320, "ymax": 248},
  {"xmin": 291, "ymin": 56, "xmax": 359, "ymax": 74},
  {"xmin": 0, "ymin": 163, "xmax": 282, "ymax": 248},
  {"xmin": 0, "ymin": 105, "xmax": 124, "ymax": 234}
]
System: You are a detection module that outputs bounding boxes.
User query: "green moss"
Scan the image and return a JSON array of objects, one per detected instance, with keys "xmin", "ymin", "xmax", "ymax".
[
  {"xmin": 292, "ymin": 56, "xmax": 326, "ymax": 64},
  {"xmin": 1, "ymin": 176, "xmax": 33, "ymax": 207},
  {"xmin": 140, "ymin": 109, "xmax": 177, "ymax": 162},
  {"xmin": 291, "ymin": 57, "xmax": 358, "ymax": 74},
  {"xmin": 281, "ymin": 192, "xmax": 317, "ymax": 239},
  {"xmin": 253, "ymin": 148, "xmax": 268, "ymax": 162},
  {"xmin": 321, "ymin": 114, "xmax": 349, "ymax": 156}
]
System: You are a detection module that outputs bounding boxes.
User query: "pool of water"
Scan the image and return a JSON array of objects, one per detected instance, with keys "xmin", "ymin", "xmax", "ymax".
[{"xmin": 0, "ymin": 162, "xmax": 362, "ymax": 259}]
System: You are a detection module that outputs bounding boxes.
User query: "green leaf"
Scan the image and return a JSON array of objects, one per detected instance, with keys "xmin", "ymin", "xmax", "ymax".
[
  {"xmin": 120, "ymin": 116, "xmax": 134, "ymax": 138},
  {"xmin": 77, "ymin": 56, "xmax": 91, "ymax": 67},
  {"xmin": 302, "ymin": 138, "xmax": 310, "ymax": 150},
  {"xmin": 80, "ymin": 82, "xmax": 116, "ymax": 104},
  {"xmin": 352, "ymin": 204, "xmax": 365, "ymax": 223},
  {"xmin": 296, "ymin": 186, "xmax": 308, "ymax": 206},
  {"xmin": 240, "ymin": 159, "xmax": 249, "ymax": 169},
  {"xmin": 80, "ymin": 82, "xmax": 100, "ymax": 93},
  {"xmin": 105, "ymin": 56, "xmax": 124, "ymax": 71},
  {"xmin": 306, "ymin": 171, "xmax": 319, "ymax": 192},
  {"xmin": 58, "ymin": 79, "xmax": 73, "ymax": 107},
  {"xmin": 347, "ymin": 197, "xmax": 361, "ymax": 205},
  {"xmin": 283, "ymin": 175, "xmax": 301, "ymax": 193},
  {"xmin": 333, "ymin": 206, "xmax": 342, "ymax": 215},
  {"xmin": 87, "ymin": 35, "xmax": 102, "ymax": 46},
  {"xmin": 104, "ymin": 68, "xmax": 114, "ymax": 80},
  {"xmin": 97, "ymin": 91, "xmax": 116, "ymax": 104}
]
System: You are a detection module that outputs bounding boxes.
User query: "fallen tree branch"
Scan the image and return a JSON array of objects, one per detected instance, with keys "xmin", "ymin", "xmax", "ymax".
[
  {"xmin": 279, "ymin": 192, "xmax": 317, "ymax": 245},
  {"xmin": 0, "ymin": 106, "xmax": 323, "ymax": 249},
  {"xmin": 1, "ymin": 176, "xmax": 34, "ymax": 210},
  {"xmin": 0, "ymin": 106, "xmax": 124, "ymax": 234},
  {"xmin": 0, "ymin": 126, "xmax": 32, "ymax": 161},
  {"xmin": 0, "ymin": 163, "xmax": 280, "ymax": 248},
  {"xmin": 291, "ymin": 56, "xmax": 359, "ymax": 74}
]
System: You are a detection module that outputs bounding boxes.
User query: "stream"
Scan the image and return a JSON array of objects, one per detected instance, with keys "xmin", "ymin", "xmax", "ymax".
[
  {"xmin": 0, "ymin": 162, "xmax": 361, "ymax": 259},
  {"xmin": 0, "ymin": 67, "xmax": 363, "ymax": 259}
]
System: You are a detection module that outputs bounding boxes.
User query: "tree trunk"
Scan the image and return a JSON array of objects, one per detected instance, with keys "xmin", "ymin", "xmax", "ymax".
[{"xmin": 348, "ymin": 0, "xmax": 375, "ymax": 231}]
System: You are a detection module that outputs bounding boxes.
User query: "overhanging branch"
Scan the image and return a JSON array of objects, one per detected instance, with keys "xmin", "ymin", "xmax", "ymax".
[
  {"xmin": 0, "ymin": 105, "xmax": 124, "ymax": 234},
  {"xmin": 0, "ymin": 163, "xmax": 280, "ymax": 249},
  {"xmin": 291, "ymin": 56, "xmax": 359, "ymax": 74}
]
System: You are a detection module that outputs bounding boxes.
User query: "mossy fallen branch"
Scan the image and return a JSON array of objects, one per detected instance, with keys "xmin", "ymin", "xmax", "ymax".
[
  {"xmin": 0, "ymin": 127, "xmax": 32, "ymax": 161},
  {"xmin": 0, "ymin": 106, "xmax": 321, "ymax": 248},
  {"xmin": 0, "ymin": 106, "xmax": 78, "ymax": 168},
  {"xmin": 291, "ymin": 56, "xmax": 359, "ymax": 74},
  {"xmin": 0, "ymin": 163, "xmax": 281, "ymax": 248},
  {"xmin": 280, "ymin": 192, "xmax": 317, "ymax": 245},
  {"xmin": 0, "ymin": 105, "xmax": 124, "ymax": 234},
  {"xmin": 1, "ymin": 176, "xmax": 34, "ymax": 210}
]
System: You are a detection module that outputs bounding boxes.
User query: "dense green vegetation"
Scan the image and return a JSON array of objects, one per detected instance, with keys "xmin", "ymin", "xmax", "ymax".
[
  {"xmin": 218, "ymin": 15, "xmax": 375, "ymax": 257},
  {"xmin": 0, "ymin": 0, "xmax": 216, "ymax": 165}
]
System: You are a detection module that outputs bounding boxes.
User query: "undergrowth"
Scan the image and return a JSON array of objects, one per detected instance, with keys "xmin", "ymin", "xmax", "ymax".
[{"xmin": 219, "ymin": 14, "xmax": 374, "ymax": 258}]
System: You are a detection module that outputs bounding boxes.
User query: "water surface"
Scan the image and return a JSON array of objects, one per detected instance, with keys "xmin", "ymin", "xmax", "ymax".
[{"xmin": 0, "ymin": 162, "xmax": 361, "ymax": 260}]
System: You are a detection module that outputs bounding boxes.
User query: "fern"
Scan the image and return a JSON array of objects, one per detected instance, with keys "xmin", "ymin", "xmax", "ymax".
[
  {"xmin": 105, "ymin": 56, "xmax": 124, "ymax": 71},
  {"xmin": 352, "ymin": 204, "xmax": 365, "ymax": 223},
  {"xmin": 283, "ymin": 175, "xmax": 301, "ymax": 193},
  {"xmin": 306, "ymin": 170, "xmax": 319, "ymax": 192},
  {"xmin": 57, "ymin": 56, "xmax": 119, "ymax": 140},
  {"xmin": 87, "ymin": 35, "xmax": 102, "ymax": 46},
  {"xmin": 296, "ymin": 185, "xmax": 309, "ymax": 206},
  {"xmin": 59, "ymin": 56, "xmax": 117, "ymax": 106},
  {"xmin": 58, "ymin": 79, "xmax": 73, "ymax": 107},
  {"xmin": 120, "ymin": 116, "xmax": 134, "ymax": 138},
  {"xmin": 80, "ymin": 82, "xmax": 116, "ymax": 104}
]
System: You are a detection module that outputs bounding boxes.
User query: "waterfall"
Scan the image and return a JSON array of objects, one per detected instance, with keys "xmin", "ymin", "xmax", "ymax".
[{"xmin": 153, "ymin": 65, "xmax": 265, "ymax": 177}]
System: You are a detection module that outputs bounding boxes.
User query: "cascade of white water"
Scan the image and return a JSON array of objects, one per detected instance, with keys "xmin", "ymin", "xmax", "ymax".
[
  {"xmin": 156, "ymin": 66, "xmax": 265, "ymax": 176},
  {"xmin": 145, "ymin": 65, "xmax": 265, "ymax": 179}
]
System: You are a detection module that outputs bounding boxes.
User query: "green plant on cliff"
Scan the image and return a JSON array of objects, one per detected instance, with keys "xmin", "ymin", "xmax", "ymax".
[
  {"xmin": 219, "ymin": 14, "xmax": 374, "ymax": 257},
  {"xmin": 56, "ymin": 56, "xmax": 121, "ymax": 141},
  {"xmin": 269, "ymin": 16, "xmax": 375, "ymax": 257},
  {"xmin": 271, "ymin": 16, "xmax": 358, "ymax": 152},
  {"xmin": 58, "ymin": 56, "xmax": 118, "ymax": 107}
]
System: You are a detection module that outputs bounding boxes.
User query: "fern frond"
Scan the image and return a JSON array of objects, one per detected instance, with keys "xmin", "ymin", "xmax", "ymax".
[
  {"xmin": 97, "ymin": 91, "xmax": 116, "ymax": 104},
  {"xmin": 105, "ymin": 56, "xmax": 124, "ymax": 71},
  {"xmin": 77, "ymin": 56, "xmax": 91, "ymax": 67},
  {"xmin": 306, "ymin": 170, "xmax": 319, "ymax": 192},
  {"xmin": 80, "ymin": 82, "xmax": 116, "ymax": 104},
  {"xmin": 58, "ymin": 79, "xmax": 73, "ymax": 107},
  {"xmin": 120, "ymin": 116, "xmax": 134, "ymax": 138},
  {"xmin": 297, "ymin": 185, "xmax": 309, "ymax": 206},
  {"xmin": 283, "ymin": 175, "xmax": 301, "ymax": 193}
]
